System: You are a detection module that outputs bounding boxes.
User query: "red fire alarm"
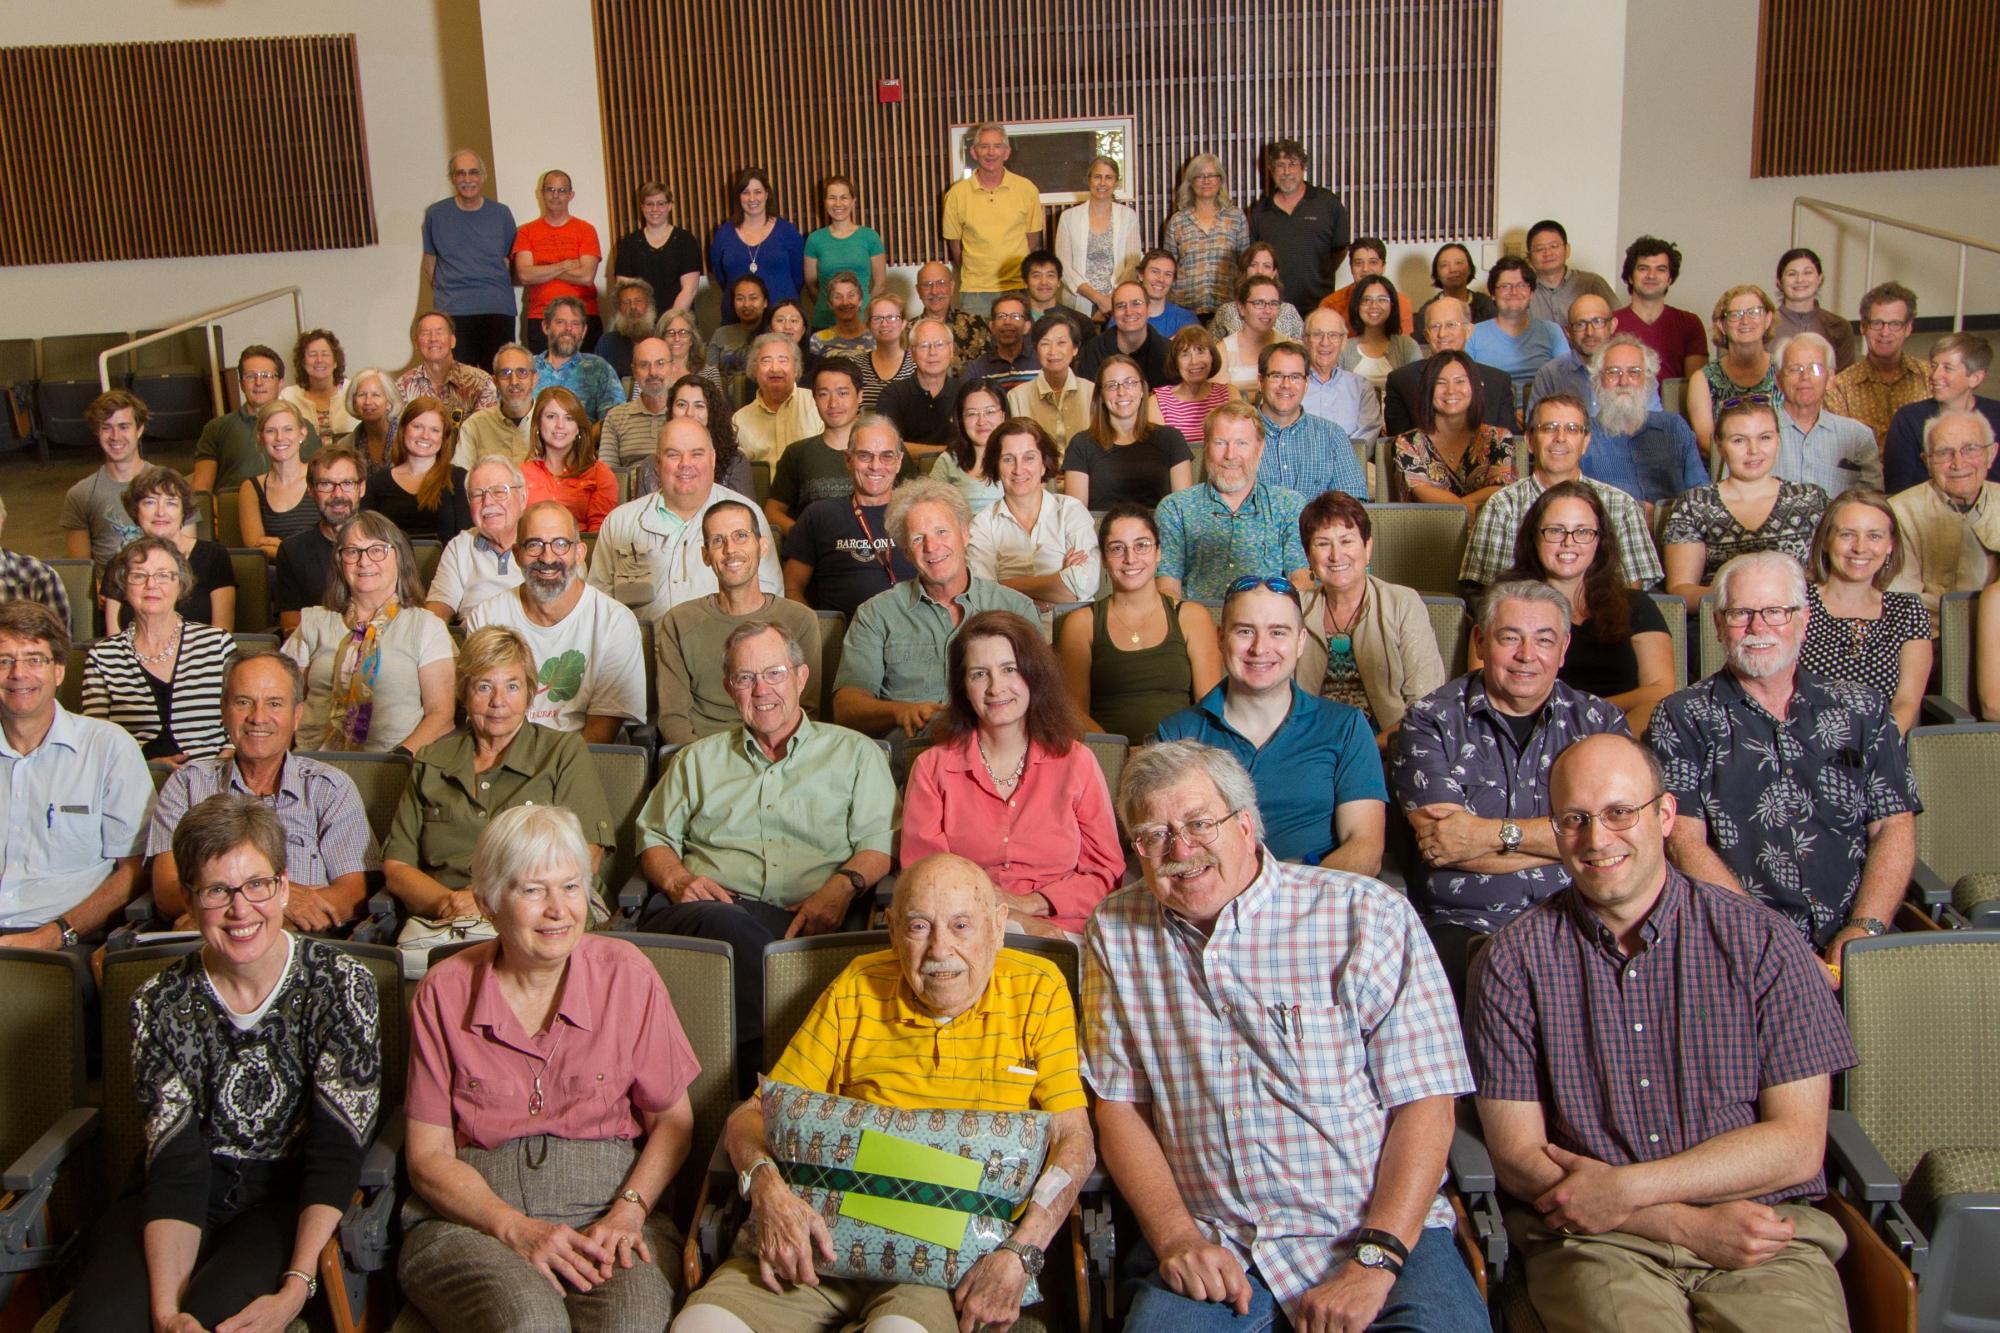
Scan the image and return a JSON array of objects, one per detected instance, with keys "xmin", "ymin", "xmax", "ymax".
[{"xmin": 877, "ymin": 77, "xmax": 902, "ymax": 104}]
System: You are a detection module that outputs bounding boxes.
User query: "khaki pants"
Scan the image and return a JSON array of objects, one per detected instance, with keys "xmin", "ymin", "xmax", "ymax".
[
  {"xmin": 1506, "ymin": 1202, "xmax": 1850, "ymax": 1332},
  {"xmin": 679, "ymin": 1255, "xmax": 958, "ymax": 1332}
]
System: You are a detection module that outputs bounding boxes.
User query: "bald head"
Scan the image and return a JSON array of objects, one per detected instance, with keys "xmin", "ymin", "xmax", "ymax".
[
  {"xmin": 1566, "ymin": 294, "xmax": 1615, "ymax": 358},
  {"xmin": 630, "ymin": 336, "xmax": 673, "ymax": 402},
  {"xmin": 1424, "ymin": 296, "xmax": 1471, "ymax": 352},
  {"xmin": 890, "ymin": 854, "xmax": 1007, "ymax": 1020}
]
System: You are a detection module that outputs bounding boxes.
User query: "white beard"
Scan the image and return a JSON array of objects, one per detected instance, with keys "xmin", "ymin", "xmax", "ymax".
[{"xmin": 1596, "ymin": 384, "xmax": 1650, "ymax": 438}]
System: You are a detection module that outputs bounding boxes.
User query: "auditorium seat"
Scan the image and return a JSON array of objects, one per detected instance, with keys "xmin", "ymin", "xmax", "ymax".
[
  {"xmin": 46, "ymin": 559, "xmax": 93, "ymax": 644},
  {"xmin": 1648, "ymin": 591, "xmax": 1689, "ymax": 689},
  {"xmin": 1423, "ymin": 594, "xmax": 1470, "ymax": 676},
  {"xmin": 1927, "ymin": 590, "xmax": 1977, "ymax": 722},
  {"xmin": 0, "ymin": 338, "xmax": 37, "ymax": 456},
  {"xmin": 228, "ymin": 546, "xmax": 272, "ymax": 631},
  {"xmin": 1364, "ymin": 503, "xmax": 1468, "ymax": 596},
  {"xmin": 0, "ymin": 947, "xmax": 89, "ymax": 1313},
  {"xmin": 214, "ymin": 488, "xmax": 245, "ymax": 547},
  {"xmin": 129, "ymin": 326, "xmax": 215, "ymax": 443},
  {"xmin": 36, "ymin": 331, "xmax": 130, "ymax": 451},
  {"xmin": 1905, "ymin": 723, "xmax": 2000, "ymax": 927}
]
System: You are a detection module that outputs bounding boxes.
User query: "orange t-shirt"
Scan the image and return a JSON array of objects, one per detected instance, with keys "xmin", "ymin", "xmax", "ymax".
[{"xmin": 511, "ymin": 216, "xmax": 602, "ymax": 316}]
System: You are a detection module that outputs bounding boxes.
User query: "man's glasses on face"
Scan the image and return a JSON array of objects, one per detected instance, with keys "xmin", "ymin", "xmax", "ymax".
[
  {"xmin": 520, "ymin": 537, "xmax": 579, "ymax": 558},
  {"xmin": 468, "ymin": 486, "xmax": 518, "ymax": 504},
  {"xmin": 727, "ymin": 665, "xmax": 793, "ymax": 691},
  {"xmin": 313, "ymin": 479, "xmax": 362, "ymax": 495},
  {"xmin": 1718, "ymin": 604, "xmax": 1799, "ymax": 628}
]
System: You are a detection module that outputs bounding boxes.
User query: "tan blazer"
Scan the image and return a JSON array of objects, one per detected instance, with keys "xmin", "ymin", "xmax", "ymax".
[{"xmin": 1294, "ymin": 576, "xmax": 1446, "ymax": 732}]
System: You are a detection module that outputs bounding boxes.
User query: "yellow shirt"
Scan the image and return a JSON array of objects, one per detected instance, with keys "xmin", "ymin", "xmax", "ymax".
[
  {"xmin": 769, "ymin": 949, "xmax": 1087, "ymax": 1113},
  {"xmin": 732, "ymin": 388, "xmax": 824, "ymax": 466},
  {"xmin": 941, "ymin": 171, "xmax": 1045, "ymax": 293}
]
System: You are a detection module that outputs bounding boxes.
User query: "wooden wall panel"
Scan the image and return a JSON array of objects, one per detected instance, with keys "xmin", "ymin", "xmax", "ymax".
[
  {"xmin": 1753, "ymin": 0, "xmax": 2000, "ymax": 178},
  {"xmin": 0, "ymin": 36, "xmax": 377, "ymax": 267},
  {"xmin": 594, "ymin": 0, "xmax": 1498, "ymax": 266}
]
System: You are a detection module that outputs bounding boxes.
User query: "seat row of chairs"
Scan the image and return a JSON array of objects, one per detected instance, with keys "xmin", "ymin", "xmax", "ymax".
[{"xmin": 0, "ymin": 327, "xmax": 215, "ymax": 458}]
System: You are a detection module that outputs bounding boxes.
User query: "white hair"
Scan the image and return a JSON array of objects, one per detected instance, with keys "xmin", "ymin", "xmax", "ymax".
[
  {"xmin": 1713, "ymin": 550, "xmax": 1808, "ymax": 615},
  {"xmin": 468, "ymin": 804, "xmax": 591, "ymax": 916},
  {"xmin": 1773, "ymin": 331, "xmax": 1835, "ymax": 369},
  {"xmin": 1118, "ymin": 739, "xmax": 1265, "ymax": 840}
]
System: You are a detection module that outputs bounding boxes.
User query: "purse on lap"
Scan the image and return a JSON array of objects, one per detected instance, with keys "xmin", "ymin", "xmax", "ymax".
[{"xmin": 756, "ymin": 1081, "xmax": 1051, "ymax": 1300}]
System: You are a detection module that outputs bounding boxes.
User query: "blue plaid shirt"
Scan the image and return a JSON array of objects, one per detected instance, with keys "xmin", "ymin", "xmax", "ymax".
[
  {"xmin": 1155, "ymin": 481, "xmax": 1309, "ymax": 603},
  {"xmin": 1258, "ymin": 410, "xmax": 1366, "ymax": 501}
]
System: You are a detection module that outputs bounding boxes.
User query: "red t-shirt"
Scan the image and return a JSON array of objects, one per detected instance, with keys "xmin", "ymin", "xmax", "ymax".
[
  {"xmin": 1613, "ymin": 304, "xmax": 1709, "ymax": 378},
  {"xmin": 512, "ymin": 216, "xmax": 603, "ymax": 316}
]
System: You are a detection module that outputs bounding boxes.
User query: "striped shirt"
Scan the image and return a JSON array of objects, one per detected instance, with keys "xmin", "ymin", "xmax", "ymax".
[
  {"xmin": 80, "ymin": 621, "xmax": 233, "ymax": 761},
  {"xmin": 1083, "ymin": 855, "xmax": 1471, "ymax": 1323},
  {"xmin": 1459, "ymin": 473, "xmax": 1664, "ymax": 588},
  {"xmin": 1467, "ymin": 866, "xmax": 1857, "ymax": 1204},
  {"xmin": 769, "ymin": 949, "xmax": 1087, "ymax": 1113},
  {"xmin": 145, "ymin": 752, "xmax": 379, "ymax": 889}
]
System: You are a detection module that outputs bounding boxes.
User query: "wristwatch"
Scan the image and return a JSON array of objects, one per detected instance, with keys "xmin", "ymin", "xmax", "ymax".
[
  {"xmin": 738, "ymin": 1155, "xmax": 777, "ymax": 1199},
  {"xmin": 618, "ymin": 1188, "xmax": 647, "ymax": 1210},
  {"xmin": 1848, "ymin": 917, "xmax": 1889, "ymax": 937},
  {"xmin": 1498, "ymin": 821, "xmax": 1524, "ymax": 855},
  {"xmin": 54, "ymin": 916, "xmax": 79, "ymax": 949},
  {"xmin": 835, "ymin": 866, "xmax": 868, "ymax": 896},
  {"xmin": 1351, "ymin": 1227, "xmax": 1407, "ymax": 1278},
  {"xmin": 996, "ymin": 1236, "xmax": 1046, "ymax": 1278}
]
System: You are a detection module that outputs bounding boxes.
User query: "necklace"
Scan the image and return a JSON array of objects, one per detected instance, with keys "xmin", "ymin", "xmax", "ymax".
[
  {"xmin": 130, "ymin": 617, "xmax": 182, "ymax": 666},
  {"xmin": 523, "ymin": 1016, "xmax": 570, "ymax": 1118},
  {"xmin": 1109, "ymin": 597, "xmax": 1155, "ymax": 646},
  {"xmin": 978, "ymin": 739, "xmax": 1029, "ymax": 791},
  {"xmin": 1324, "ymin": 589, "xmax": 1365, "ymax": 655}
]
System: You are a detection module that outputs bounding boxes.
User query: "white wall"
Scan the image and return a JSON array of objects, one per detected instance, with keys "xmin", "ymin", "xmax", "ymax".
[
  {"xmin": 1618, "ymin": 0, "xmax": 2000, "ymax": 328},
  {"xmin": 0, "ymin": 0, "xmax": 494, "ymax": 377}
]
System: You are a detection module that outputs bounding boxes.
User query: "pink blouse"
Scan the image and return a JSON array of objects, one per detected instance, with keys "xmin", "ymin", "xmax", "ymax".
[
  {"xmin": 1152, "ymin": 381, "xmax": 1230, "ymax": 442},
  {"xmin": 899, "ymin": 736, "xmax": 1125, "ymax": 933},
  {"xmin": 523, "ymin": 457, "xmax": 618, "ymax": 533},
  {"xmin": 406, "ymin": 931, "xmax": 700, "ymax": 1150}
]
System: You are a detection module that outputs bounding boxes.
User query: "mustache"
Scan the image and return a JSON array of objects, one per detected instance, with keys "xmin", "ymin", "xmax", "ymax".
[
  {"xmin": 1158, "ymin": 854, "xmax": 1217, "ymax": 878},
  {"xmin": 920, "ymin": 961, "xmax": 966, "ymax": 977}
]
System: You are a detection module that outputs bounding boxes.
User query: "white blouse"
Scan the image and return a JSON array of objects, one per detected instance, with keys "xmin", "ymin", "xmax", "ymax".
[{"xmin": 966, "ymin": 490, "xmax": 1102, "ymax": 602}]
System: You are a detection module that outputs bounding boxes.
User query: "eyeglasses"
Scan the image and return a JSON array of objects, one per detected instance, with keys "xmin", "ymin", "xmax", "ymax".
[
  {"xmin": 1104, "ymin": 538, "xmax": 1158, "ymax": 558},
  {"xmin": 0, "ymin": 653, "xmax": 54, "ymax": 672},
  {"xmin": 1245, "ymin": 299, "xmax": 1282, "ymax": 311},
  {"xmin": 726, "ymin": 665, "xmax": 793, "ymax": 690},
  {"xmin": 1863, "ymin": 318, "xmax": 1909, "ymax": 333},
  {"xmin": 1598, "ymin": 365, "xmax": 1649, "ymax": 384},
  {"xmin": 1535, "ymin": 525, "xmax": 1599, "ymax": 545},
  {"xmin": 991, "ymin": 311, "xmax": 1028, "ymax": 322},
  {"xmin": 870, "ymin": 314, "xmax": 905, "ymax": 325},
  {"xmin": 1356, "ymin": 295, "xmax": 1392, "ymax": 308},
  {"xmin": 1569, "ymin": 316, "xmax": 1613, "ymax": 333},
  {"xmin": 1492, "ymin": 281, "xmax": 1531, "ymax": 295},
  {"xmin": 1102, "ymin": 377, "xmax": 1145, "ymax": 393},
  {"xmin": 663, "ymin": 328, "xmax": 695, "ymax": 340},
  {"xmin": 1718, "ymin": 604, "xmax": 1800, "ymax": 628},
  {"xmin": 913, "ymin": 339, "xmax": 953, "ymax": 353},
  {"xmin": 338, "ymin": 543, "xmax": 394, "ymax": 564},
  {"xmin": 1926, "ymin": 445, "xmax": 1993, "ymax": 464},
  {"xmin": 1427, "ymin": 319, "xmax": 1467, "ymax": 334},
  {"xmin": 1305, "ymin": 329, "xmax": 1347, "ymax": 341},
  {"xmin": 1721, "ymin": 307, "xmax": 1767, "ymax": 323},
  {"xmin": 1780, "ymin": 363, "xmax": 1828, "ymax": 379},
  {"xmin": 541, "ymin": 185, "xmax": 574, "ymax": 196},
  {"xmin": 520, "ymin": 537, "xmax": 579, "ymax": 557},
  {"xmin": 1552, "ymin": 794, "xmax": 1665, "ymax": 837},
  {"xmin": 312, "ymin": 478, "xmax": 362, "ymax": 494},
  {"xmin": 468, "ymin": 485, "xmax": 517, "ymax": 503},
  {"xmin": 494, "ymin": 367, "xmax": 536, "ymax": 380},
  {"xmin": 1131, "ymin": 809, "xmax": 1240, "ymax": 860},
  {"xmin": 191, "ymin": 874, "xmax": 282, "ymax": 910},
  {"xmin": 124, "ymin": 570, "xmax": 182, "ymax": 586},
  {"xmin": 1263, "ymin": 371, "xmax": 1307, "ymax": 385},
  {"xmin": 239, "ymin": 370, "xmax": 280, "ymax": 384},
  {"xmin": 1532, "ymin": 422, "xmax": 1590, "ymax": 439}
]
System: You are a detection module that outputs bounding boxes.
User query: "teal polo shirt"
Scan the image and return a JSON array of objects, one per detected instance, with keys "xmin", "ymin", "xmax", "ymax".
[{"xmin": 1154, "ymin": 683, "xmax": 1386, "ymax": 864}]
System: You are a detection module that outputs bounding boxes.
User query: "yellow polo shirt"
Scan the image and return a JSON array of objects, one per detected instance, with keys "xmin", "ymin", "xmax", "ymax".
[
  {"xmin": 941, "ymin": 171, "xmax": 1044, "ymax": 293},
  {"xmin": 769, "ymin": 949, "xmax": 1087, "ymax": 1113}
]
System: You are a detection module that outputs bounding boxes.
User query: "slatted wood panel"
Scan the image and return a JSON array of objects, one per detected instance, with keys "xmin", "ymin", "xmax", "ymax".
[
  {"xmin": 594, "ymin": 0, "xmax": 1497, "ymax": 265},
  {"xmin": 1753, "ymin": 0, "xmax": 2000, "ymax": 178},
  {"xmin": 0, "ymin": 36, "xmax": 377, "ymax": 267}
]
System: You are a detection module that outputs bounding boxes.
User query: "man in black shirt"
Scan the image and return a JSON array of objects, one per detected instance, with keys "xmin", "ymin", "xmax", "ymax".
[
  {"xmin": 1246, "ymin": 138, "xmax": 1350, "ymax": 311},
  {"xmin": 1077, "ymin": 281, "xmax": 1178, "ymax": 389},
  {"xmin": 274, "ymin": 445, "xmax": 363, "ymax": 633},
  {"xmin": 877, "ymin": 318, "xmax": 961, "ymax": 457},
  {"xmin": 781, "ymin": 416, "xmax": 917, "ymax": 619}
]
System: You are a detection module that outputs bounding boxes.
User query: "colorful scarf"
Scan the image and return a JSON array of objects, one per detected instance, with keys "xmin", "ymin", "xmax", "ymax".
[{"xmin": 329, "ymin": 601, "xmax": 400, "ymax": 749}]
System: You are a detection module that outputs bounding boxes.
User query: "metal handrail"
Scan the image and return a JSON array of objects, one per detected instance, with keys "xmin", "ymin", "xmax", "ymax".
[
  {"xmin": 96, "ymin": 286, "xmax": 304, "ymax": 414},
  {"xmin": 1792, "ymin": 197, "xmax": 2000, "ymax": 333}
]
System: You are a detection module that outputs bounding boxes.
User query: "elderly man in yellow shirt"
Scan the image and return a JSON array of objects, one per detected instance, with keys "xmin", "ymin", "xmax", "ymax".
[{"xmin": 672, "ymin": 853, "xmax": 1095, "ymax": 1333}]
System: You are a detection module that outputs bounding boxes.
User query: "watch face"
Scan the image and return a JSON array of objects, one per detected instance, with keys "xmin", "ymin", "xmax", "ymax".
[{"xmin": 1356, "ymin": 1242, "xmax": 1384, "ymax": 1266}]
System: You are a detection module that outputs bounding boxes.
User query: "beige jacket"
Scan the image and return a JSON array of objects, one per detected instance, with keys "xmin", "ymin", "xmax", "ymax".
[
  {"xmin": 1888, "ymin": 481, "xmax": 2000, "ymax": 619},
  {"xmin": 1294, "ymin": 576, "xmax": 1447, "ymax": 732}
]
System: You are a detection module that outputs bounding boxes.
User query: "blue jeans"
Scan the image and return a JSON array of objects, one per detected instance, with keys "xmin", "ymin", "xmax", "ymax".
[{"xmin": 1122, "ymin": 1227, "xmax": 1488, "ymax": 1331}]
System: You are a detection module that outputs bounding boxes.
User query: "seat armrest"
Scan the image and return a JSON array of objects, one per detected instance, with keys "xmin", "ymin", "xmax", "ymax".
[
  {"xmin": 1, "ymin": 1107, "xmax": 100, "ymax": 1192},
  {"xmin": 356, "ymin": 1109, "xmax": 405, "ymax": 1191},
  {"xmin": 1826, "ymin": 1110, "xmax": 1901, "ymax": 1203},
  {"xmin": 365, "ymin": 887, "xmax": 398, "ymax": 919},
  {"xmin": 124, "ymin": 888, "xmax": 159, "ymax": 924},
  {"xmin": 1447, "ymin": 1124, "xmax": 1496, "ymax": 1193},
  {"xmin": 1908, "ymin": 860, "xmax": 1951, "ymax": 915},
  {"xmin": 615, "ymin": 875, "xmax": 653, "ymax": 931},
  {"xmin": 1919, "ymin": 693, "xmax": 1974, "ymax": 725}
]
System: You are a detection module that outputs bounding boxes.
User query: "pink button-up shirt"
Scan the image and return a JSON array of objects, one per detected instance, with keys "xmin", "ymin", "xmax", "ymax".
[
  {"xmin": 406, "ymin": 931, "xmax": 701, "ymax": 1150},
  {"xmin": 899, "ymin": 736, "xmax": 1124, "ymax": 933}
]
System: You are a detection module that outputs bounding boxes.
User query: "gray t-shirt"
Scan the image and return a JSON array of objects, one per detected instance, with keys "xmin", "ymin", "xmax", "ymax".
[{"xmin": 59, "ymin": 466, "xmax": 144, "ymax": 578}]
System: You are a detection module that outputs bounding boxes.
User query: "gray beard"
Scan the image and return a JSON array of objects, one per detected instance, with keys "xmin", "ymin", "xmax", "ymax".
[
  {"xmin": 611, "ymin": 311, "xmax": 655, "ymax": 341},
  {"xmin": 525, "ymin": 568, "xmax": 576, "ymax": 604},
  {"xmin": 1596, "ymin": 385, "xmax": 1650, "ymax": 438}
]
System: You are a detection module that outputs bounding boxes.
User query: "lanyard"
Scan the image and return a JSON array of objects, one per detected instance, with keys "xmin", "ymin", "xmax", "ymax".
[{"xmin": 851, "ymin": 498, "xmax": 898, "ymax": 585}]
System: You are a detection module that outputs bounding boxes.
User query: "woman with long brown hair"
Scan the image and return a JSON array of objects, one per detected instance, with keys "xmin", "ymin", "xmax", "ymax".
[{"xmin": 360, "ymin": 395, "xmax": 472, "ymax": 543}]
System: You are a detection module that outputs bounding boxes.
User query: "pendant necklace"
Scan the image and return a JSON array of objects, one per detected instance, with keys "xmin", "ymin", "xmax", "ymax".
[
  {"xmin": 524, "ymin": 1018, "xmax": 570, "ymax": 1117},
  {"xmin": 1325, "ymin": 589, "xmax": 1365, "ymax": 655}
]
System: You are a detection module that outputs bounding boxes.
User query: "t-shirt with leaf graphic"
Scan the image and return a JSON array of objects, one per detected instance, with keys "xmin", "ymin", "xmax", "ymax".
[{"xmin": 461, "ymin": 584, "xmax": 647, "ymax": 733}]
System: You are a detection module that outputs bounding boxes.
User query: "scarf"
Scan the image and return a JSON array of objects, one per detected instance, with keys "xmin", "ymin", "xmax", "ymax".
[{"xmin": 329, "ymin": 600, "xmax": 400, "ymax": 749}]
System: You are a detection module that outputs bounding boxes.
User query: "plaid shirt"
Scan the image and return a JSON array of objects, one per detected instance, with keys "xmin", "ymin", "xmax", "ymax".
[
  {"xmin": 145, "ymin": 752, "xmax": 379, "ymax": 889},
  {"xmin": 0, "ymin": 549, "xmax": 70, "ymax": 629},
  {"xmin": 1164, "ymin": 206, "xmax": 1250, "ymax": 315},
  {"xmin": 1391, "ymin": 674, "xmax": 1632, "ymax": 930},
  {"xmin": 1084, "ymin": 855, "xmax": 1471, "ymax": 1321},
  {"xmin": 1259, "ymin": 410, "xmax": 1367, "ymax": 501},
  {"xmin": 1459, "ymin": 473, "xmax": 1664, "ymax": 588},
  {"xmin": 1645, "ymin": 669, "xmax": 1920, "ymax": 948},
  {"xmin": 532, "ymin": 349, "xmax": 627, "ymax": 422},
  {"xmin": 1467, "ymin": 866, "xmax": 1857, "ymax": 1204},
  {"xmin": 1155, "ymin": 481, "xmax": 1309, "ymax": 603}
]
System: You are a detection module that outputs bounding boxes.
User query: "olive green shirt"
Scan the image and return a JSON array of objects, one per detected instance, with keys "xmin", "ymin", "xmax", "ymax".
[
  {"xmin": 635, "ymin": 714, "xmax": 894, "ymax": 907},
  {"xmin": 656, "ymin": 593, "xmax": 823, "ymax": 745},
  {"xmin": 383, "ymin": 722, "xmax": 614, "ymax": 888},
  {"xmin": 195, "ymin": 405, "xmax": 322, "ymax": 492},
  {"xmin": 831, "ymin": 576, "xmax": 1039, "ymax": 703}
]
